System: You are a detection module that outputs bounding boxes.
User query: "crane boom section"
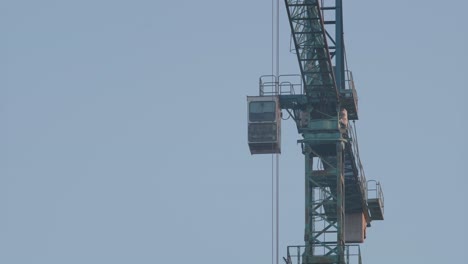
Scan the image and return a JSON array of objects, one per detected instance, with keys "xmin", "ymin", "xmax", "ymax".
[{"xmin": 285, "ymin": 0, "xmax": 339, "ymax": 106}]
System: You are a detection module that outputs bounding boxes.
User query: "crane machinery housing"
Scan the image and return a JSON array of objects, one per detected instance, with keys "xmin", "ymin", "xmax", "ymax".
[{"xmin": 247, "ymin": 1, "xmax": 384, "ymax": 264}]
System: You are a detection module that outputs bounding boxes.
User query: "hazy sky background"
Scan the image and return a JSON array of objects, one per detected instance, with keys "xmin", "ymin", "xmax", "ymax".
[{"xmin": 2, "ymin": 1, "xmax": 467, "ymax": 263}]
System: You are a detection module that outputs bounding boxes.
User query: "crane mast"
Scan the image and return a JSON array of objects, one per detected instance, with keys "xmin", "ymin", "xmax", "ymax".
[{"xmin": 247, "ymin": 1, "xmax": 384, "ymax": 264}]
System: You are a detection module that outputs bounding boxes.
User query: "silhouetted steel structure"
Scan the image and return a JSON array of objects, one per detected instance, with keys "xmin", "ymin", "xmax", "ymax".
[{"xmin": 248, "ymin": 1, "xmax": 384, "ymax": 264}]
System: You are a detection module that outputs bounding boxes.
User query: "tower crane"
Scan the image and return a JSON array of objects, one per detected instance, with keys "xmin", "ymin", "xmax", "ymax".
[{"xmin": 247, "ymin": 1, "xmax": 384, "ymax": 264}]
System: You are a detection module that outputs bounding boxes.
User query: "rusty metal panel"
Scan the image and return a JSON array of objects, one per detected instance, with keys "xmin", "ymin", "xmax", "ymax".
[{"xmin": 345, "ymin": 213, "xmax": 366, "ymax": 243}]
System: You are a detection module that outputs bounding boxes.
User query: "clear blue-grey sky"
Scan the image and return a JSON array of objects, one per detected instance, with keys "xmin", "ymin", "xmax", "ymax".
[{"xmin": 2, "ymin": 1, "xmax": 467, "ymax": 263}]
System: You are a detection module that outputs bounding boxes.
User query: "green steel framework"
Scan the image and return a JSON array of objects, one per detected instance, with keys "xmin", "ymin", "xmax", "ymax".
[
  {"xmin": 276, "ymin": 1, "xmax": 383, "ymax": 264},
  {"xmin": 248, "ymin": 0, "xmax": 384, "ymax": 263}
]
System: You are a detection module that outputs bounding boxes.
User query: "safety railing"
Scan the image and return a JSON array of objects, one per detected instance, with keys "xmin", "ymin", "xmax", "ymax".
[
  {"xmin": 347, "ymin": 122, "xmax": 367, "ymax": 201},
  {"xmin": 259, "ymin": 74, "xmax": 303, "ymax": 96},
  {"xmin": 259, "ymin": 75, "xmax": 277, "ymax": 96},
  {"xmin": 367, "ymin": 180, "xmax": 384, "ymax": 213},
  {"xmin": 342, "ymin": 70, "xmax": 358, "ymax": 111},
  {"xmin": 344, "ymin": 71, "xmax": 356, "ymax": 91},
  {"xmin": 285, "ymin": 245, "xmax": 362, "ymax": 264}
]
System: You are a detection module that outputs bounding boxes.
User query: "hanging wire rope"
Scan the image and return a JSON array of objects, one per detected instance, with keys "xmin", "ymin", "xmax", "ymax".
[
  {"xmin": 270, "ymin": 1, "xmax": 275, "ymax": 264},
  {"xmin": 272, "ymin": 1, "xmax": 280, "ymax": 264},
  {"xmin": 275, "ymin": 1, "xmax": 280, "ymax": 264}
]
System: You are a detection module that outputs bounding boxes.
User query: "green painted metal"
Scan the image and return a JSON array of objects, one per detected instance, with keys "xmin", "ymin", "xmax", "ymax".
[
  {"xmin": 284, "ymin": 0, "xmax": 338, "ymax": 109},
  {"xmin": 286, "ymin": 245, "xmax": 363, "ymax": 264},
  {"xmin": 283, "ymin": 1, "xmax": 348, "ymax": 263},
  {"xmin": 279, "ymin": 0, "xmax": 383, "ymax": 264},
  {"xmin": 247, "ymin": 0, "xmax": 384, "ymax": 263},
  {"xmin": 335, "ymin": 0, "xmax": 345, "ymax": 92}
]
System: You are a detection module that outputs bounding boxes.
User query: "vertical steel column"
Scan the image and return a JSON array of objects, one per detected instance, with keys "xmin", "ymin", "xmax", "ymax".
[
  {"xmin": 336, "ymin": 141, "xmax": 345, "ymax": 264},
  {"xmin": 335, "ymin": 0, "xmax": 345, "ymax": 91},
  {"xmin": 302, "ymin": 136, "xmax": 345, "ymax": 264},
  {"xmin": 304, "ymin": 151, "xmax": 313, "ymax": 253}
]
